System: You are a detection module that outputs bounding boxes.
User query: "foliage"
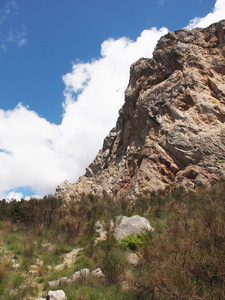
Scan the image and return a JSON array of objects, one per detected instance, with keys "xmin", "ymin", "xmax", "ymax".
[
  {"xmin": 121, "ymin": 232, "xmax": 149, "ymax": 252},
  {"xmin": 133, "ymin": 179, "xmax": 225, "ymax": 299},
  {"xmin": 60, "ymin": 280, "xmax": 138, "ymax": 300},
  {"xmin": 93, "ymin": 234, "xmax": 128, "ymax": 284},
  {"xmin": 0, "ymin": 195, "xmax": 62, "ymax": 228},
  {"xmin": 0, "ymin": 179, "xmax": 225, "ymax": 298}
]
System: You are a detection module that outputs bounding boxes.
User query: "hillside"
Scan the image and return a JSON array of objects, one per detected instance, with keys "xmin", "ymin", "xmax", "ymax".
[
  {"xmin": 0, "ymin": 20, "xmax": 225, "ymax": 300},
  {"xmin": 1, "ymin": 180, "xmax": 225, "ymax": 299}
]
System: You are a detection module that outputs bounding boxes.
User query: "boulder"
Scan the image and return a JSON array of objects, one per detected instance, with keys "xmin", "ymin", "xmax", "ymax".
[
  {"xmin": 95, "ymin": 215, "xmax": 153, "ymax": 240},
  {"xmin": 115, "ymin": 215, "xmax": 153, "ymax": 240}
]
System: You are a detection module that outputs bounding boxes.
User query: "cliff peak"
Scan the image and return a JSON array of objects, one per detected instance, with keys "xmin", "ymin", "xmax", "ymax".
[{"xmin": 56, "ymin": 20, "xmax": 225, "ymax": 201}]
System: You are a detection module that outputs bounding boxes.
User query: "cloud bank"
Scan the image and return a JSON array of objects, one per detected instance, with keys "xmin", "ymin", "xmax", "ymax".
[{"xmin": 0, "ymin": 0, "xmax": 224, "ymax": 200}]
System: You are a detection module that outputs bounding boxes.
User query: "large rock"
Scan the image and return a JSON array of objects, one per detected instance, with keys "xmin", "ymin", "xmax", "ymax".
[
  {"xmin": 56, "ymin": 20, "xmax": 225, "ymax": 201},
  {"xmin": 115, "ymin": 215, "xmax": 153, "ymax": 240},
  {"xmin": 95, "ymin": 215, "xmax": 153, "ymax": 240}
]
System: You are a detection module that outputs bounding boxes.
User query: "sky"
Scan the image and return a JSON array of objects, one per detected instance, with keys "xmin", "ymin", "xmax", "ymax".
[{"xmin": 0, "ymin": 0, "xmax": 225, "ymax": 200}]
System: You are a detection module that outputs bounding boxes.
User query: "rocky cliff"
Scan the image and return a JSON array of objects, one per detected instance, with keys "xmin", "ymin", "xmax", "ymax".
[{"xmin": 56, "ymin": 20, "xmax": 225, "ymax": 201}]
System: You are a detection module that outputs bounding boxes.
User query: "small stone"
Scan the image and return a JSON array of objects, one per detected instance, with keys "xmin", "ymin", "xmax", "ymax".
[
  {"xmin": 92, "ymin": 268, "xmax": 104, "ymax": 277},
  {"xmin": 47, "ymin": 290, "xmax": 66, "ymax": 300},
  {"xmin": 59, "ymin": 277, "xmax": 70, "ymax": 283},
  {"xmin": 42, "ymin": 243, "xmax": 52, "ymax": 248},
  {"xmin": 125, "ymin": 252, "xmax": 139, "ymax": 265},
  {"xmin": 29, "ymin": 270, "xmax": 38, "ymax": 275},
  {"xmin": 48, "ymin": 279, "xmax": 59, "ymax": 288},
  {"xmin": 71, "ymin": 271, "xmax": 80, "ymax": 281},
  {"xmin": 95, "ymin": 221, "xmax": 104, "ymax": 233},
  {"xmin": 80, "ymin": 268, "xmax": 90, "ymax": 277}
]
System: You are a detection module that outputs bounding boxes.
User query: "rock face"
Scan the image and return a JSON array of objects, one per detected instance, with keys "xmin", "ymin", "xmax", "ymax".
[{"xmin": 56, "ymin": 21, "xmax": 225, "ymax": 201}]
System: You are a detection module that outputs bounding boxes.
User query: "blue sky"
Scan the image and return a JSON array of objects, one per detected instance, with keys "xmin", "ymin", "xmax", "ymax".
[
  {"xmin": 0, "ymin": 0, "xmax": 224, "ymax": 200},
  {"xmin": 0, "ymin": 0, "xmax": 216, "ymax": 124}
]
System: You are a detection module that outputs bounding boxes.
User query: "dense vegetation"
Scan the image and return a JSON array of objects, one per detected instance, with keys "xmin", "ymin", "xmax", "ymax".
[{"xmin": 0, "ymin": 179, "xmax": 225, "ymax": 299}]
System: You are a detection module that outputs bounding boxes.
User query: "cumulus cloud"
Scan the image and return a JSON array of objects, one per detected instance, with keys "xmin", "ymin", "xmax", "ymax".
[
  {"xmin": 187, "ymin": 0, "xmax": 225, "ymax": 29},
  {"xmin": 0, "ymin": 104, "xmax": 68, "ymax": 197},
  {"xmin": 1, "ymin": 0, "xmax": 224, "ymax": 200},
  {"xmin": 0, "ymin": 27, "xmax": 168, "ymax": 200}
]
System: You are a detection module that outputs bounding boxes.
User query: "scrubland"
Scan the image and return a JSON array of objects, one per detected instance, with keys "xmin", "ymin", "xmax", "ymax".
[{"xmin": 0, "ymin": 179, "xmax": 225, "ymax": 299}]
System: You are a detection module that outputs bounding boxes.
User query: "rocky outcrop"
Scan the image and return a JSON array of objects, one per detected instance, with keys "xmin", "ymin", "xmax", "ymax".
[
  {"xmin": 55, "ymin": 180, "xmax": 75, "ymax": 202},
  {"xmin": 56, "ymin": 20, "xmax": 225, "ymax": 201}
]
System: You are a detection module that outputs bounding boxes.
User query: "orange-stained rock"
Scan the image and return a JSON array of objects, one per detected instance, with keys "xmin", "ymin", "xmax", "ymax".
[{"xmin": 56, "ymin": 21, "xmax": 225, "ymax": 201}]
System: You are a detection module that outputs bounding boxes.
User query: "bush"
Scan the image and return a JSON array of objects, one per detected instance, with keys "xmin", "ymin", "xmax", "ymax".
[
  {"xmin": 1, "ymin": 180, "xmax": 225, "ymax": 298},
  {"xmin": 121, "ymin": 233, "xmax": 148, "ymax": 252},
  {"xmin": 97, "ymin": 245, "xmax": 128, "ymax": 283},
  {"xmin": 0, "ymin": 263, "xmax": 8, "ymax": 283},
  {"xmin": 133, "ymin": 180, "xmax": 225, "ymax": 299},
  {"xmin": 90, "ymin": 233, "xmax": 128, "ymax": 284}
]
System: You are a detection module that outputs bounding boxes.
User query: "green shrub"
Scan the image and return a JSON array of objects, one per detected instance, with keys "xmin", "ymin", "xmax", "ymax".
[
  {"xmin": 133, "ymin": 180, "xmax": 225, "ymax": 299},
  {"xmin": 61, "ymin": 281, "xmax": 138, "ymax": 300},
  {"xmin": 92, "ymin": 234, "xmax": 128, "ymax": 284},
  {"xmin": 121, "ymin": 233, "xmax": 148, "ymax": 252},
  {"xmin": 1, "ymin": 180, "xmax": 225, "ymax": 299}
]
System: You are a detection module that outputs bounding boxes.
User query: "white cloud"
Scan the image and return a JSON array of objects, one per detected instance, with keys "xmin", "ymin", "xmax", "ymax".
[
  {"xmin": 0, "ymin": 27, "xmax": 168, "ymax": 200},
  {"xmin": 60, "ymin": 27, "xmax": 168, "ymax": 170},
  {"xmin": 157, "ymin": 0, "xmax": 167, "ymax": 6},
  {"xmin": 0, "ymin": 1, "xmax": 27, "ymax": 51},
  {"xmin": 5, "ymin": 27, "xmax": 27, "ymax": 48},
  {"xmin": 187, "ymin": 0, "xmax": 225, "ymax": 29},
  {"xmin": 0, "ymin": 104, "xmax": 68, "ymax": 197},
  {"xmin": 4, "ymin": 191, "xmax": 24, "ymax": 202},
  {"xmin": 4, "ymin": 191, "xmax": 42, "ymax": 202},
  {"xmin": 1, "ymin": 0, "xmax": 224, "ymax": 200},
  {"xmin": 0, "ymin": 0, "xmax": 17, "ymax": 25}
]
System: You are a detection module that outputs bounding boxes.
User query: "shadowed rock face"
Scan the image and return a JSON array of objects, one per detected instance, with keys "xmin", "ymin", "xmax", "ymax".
[{"xmin": 56, "ymin": 20, "xmax": 225, "ymax": 201}]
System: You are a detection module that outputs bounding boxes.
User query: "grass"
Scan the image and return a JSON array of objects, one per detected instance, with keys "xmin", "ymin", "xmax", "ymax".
[
  {"xmin": 0, "ymin": 180, "xmax": 225, "ymax": 299},
  {"xmin": 0, "ymin": 222, "xmax": 78, "ymax": 299},
  {"xmin": 61, "ymin": 281, "xmax": 139, "ymax": 300}
]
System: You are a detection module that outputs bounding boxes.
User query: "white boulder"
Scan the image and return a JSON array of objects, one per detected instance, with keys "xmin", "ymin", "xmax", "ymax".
[{"xmin": 47, "ymin": 290, "xmax": 66, "ymax": 300}]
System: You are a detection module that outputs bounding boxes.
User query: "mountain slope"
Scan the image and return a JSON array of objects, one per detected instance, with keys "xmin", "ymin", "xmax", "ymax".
[{"xmin": 56, "ymin": 20, "xmax": 225, "ymax": 201}]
